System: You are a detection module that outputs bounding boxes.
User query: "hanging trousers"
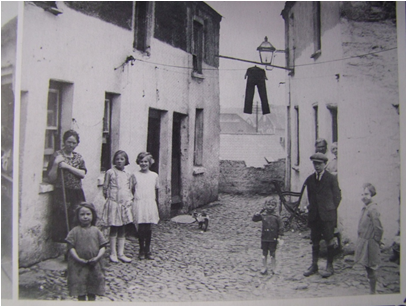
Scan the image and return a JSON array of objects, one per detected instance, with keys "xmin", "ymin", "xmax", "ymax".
[{"xmin": 243, "ymin": 66, "xmax": 270, "ymax": 114}]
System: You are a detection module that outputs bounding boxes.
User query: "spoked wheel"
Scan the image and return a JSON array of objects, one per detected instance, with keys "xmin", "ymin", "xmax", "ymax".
[{"xmin": 281, "ymin": 213, "xmax": 308, "ymax": 232}]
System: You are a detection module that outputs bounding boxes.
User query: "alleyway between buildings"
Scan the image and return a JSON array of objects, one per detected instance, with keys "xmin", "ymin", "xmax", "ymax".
[{"xmin": 19, "ymin": 194, "xmax": 400, "ymax": 303}]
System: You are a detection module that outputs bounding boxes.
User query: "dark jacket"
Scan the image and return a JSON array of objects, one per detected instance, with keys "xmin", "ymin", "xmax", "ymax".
[
  {"xmin": 305, "ymin": 171, "xmax": 341, "ymax": 223},
  {"xmin": 252, "ymin": 211, "xmax": 284, "ymax": 242}
]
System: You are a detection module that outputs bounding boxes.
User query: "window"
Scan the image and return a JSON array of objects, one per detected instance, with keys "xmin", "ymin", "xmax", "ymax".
[
  {"xmin": 286, "ymin": 13, "xmax": 295, "ymax": 75},
  {"xmin": 134, "ymin": 1, "xmax": 151, "ymax": 52},
  {"xmin": 100, "ymin": 95, "xmax": 112, "ymax": 172},
  {"xmin": 43, "ymin": 80, "xmax": 73, "ymax": 181},
  {"xmin": 294, "ymin": 106, "xmax": 300, "ymax": 166},
  {"xmin": 311, "ymin": 2, "xmax": 321, "ymax": 58},
  {"xmin": 194, "ymin": 109, "xmax": 204, "ymax": 166},
  {"xmin": 43, "ymin": 87, "xmax": 61, "ymax": 179},
  {"xmin": 313, "ymin": 105, "xmax": 319, "ymax": 141},
  {"xmin": 328, "ymin": 105, "xmax": 338, "ymax": 143},
  {"xmin": 192, "ymin": 20, "xmax": 203, "ymax": 74}
]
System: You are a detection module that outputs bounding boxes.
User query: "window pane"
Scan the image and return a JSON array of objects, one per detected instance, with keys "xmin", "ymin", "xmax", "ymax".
[
  {"xmin": 44, "ymin": 130, "xmax": 55, "ymax": 151},
  {"xmin": 47, "ymin": 91, "xmax": 58, "ymax": 128}
]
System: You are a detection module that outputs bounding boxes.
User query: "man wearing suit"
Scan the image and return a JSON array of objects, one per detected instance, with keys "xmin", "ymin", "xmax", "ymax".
[{"xmin": 303, "ymin": 153, "xmax": 341, "ymax": 278}]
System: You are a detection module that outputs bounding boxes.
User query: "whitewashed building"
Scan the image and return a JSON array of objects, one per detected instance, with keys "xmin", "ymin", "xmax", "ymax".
[
  {"xmin": 281, "ymin": 2, "xmax": 400, "ymax": 246},
  {"xmin": 2, "ymin": 1, "xmax": 221, "ymax": 266}
]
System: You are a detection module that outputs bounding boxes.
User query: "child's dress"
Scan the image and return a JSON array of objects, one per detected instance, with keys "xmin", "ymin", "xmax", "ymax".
[
  {"xmin": 132, "ymin": 170, "xmax": 160, "ymax": 224},
  {"xmin": 354, "ymin": 202, "xmax": 383, "ymax": 269},
  {"xmin": 102, "ymin": 166, "xmax": 135, "ymax": 226},
  {"xmin": 65, "ymin": 226, "xmax": 108, "ymax": 297}
]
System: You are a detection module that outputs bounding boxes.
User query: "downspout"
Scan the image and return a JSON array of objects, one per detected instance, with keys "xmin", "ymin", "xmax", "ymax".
[{"xmin": 285, "ymin": 77, "xmax": 291, "ymax": 190}]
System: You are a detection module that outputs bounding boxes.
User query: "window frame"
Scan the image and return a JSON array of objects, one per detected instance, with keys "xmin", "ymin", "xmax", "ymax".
[
  {"xmin": 192, "ymin": 19, "xmax": 204, "ymax": 75},
  {"xmin": 294, "ymin": 105, "xmax": 300, "ymax": 166},
  {"xmin": 133, "ymin": 1, "xmax": 152, "ymax": 53},
  {"xmin": 43, "ymin": 87, "xmax": 61, "ymax": 179},
  {"xmin": 194, "ymin": 108, "xmax": 204, "ymax": 166},
  {"xmin": 311, "ymin": 1, "xmax": 322, "ymax": 59}
]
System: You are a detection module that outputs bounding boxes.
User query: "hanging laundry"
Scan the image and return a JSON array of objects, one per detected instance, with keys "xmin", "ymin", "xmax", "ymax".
[{"xmin": 243, "ymin": 66, "xmax": 270, "ymax": 115}]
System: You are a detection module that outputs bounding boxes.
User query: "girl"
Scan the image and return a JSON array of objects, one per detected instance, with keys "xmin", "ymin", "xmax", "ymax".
[
  {"xmin": 102, "ymin": 150, "xmax": 135, "ymax": 263},
  {"xmin": 354, "ymin": 183, "xmax": 383, "ymax": 294},
  {"xmin": 47, "ymin": 130, "xmax": 87, "ymax": 243},
  {"xmin": 65, "ymin": 202, "xmax": 108, "ymax": 301},
  {"xmin": 132, "ymin": 152, "xmax": 160, "ymax": 260}
]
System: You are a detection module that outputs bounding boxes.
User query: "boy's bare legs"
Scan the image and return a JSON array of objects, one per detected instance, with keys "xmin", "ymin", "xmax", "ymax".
[
  {"xmin": 270, "ymin": 255, "xmax": 276, "ymax": 275},
  {"xmin": 261, "ymin": 252, "xmax": 268, "ymax": 275}
]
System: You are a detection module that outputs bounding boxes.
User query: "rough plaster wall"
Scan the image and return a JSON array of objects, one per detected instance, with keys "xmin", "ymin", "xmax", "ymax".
[
  {"xmin": 339, "ymin": 18, "xmax": 399, "ymax": 246},
  {"xmin": 219, "ymin": 159, "xmax": 285, "ymax": 195},
  {"xmin": 18, "ymin": 2, "xmax": 220, "ymax": 266},
  {"xmin": 286, "ymin": 2, "xmax": 399, "ymax": 246}
]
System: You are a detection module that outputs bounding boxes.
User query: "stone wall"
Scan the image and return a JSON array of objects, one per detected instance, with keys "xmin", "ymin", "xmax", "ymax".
[{"xmin": 219, "ymin": 159, "xmax": 285, "ymax": 195}]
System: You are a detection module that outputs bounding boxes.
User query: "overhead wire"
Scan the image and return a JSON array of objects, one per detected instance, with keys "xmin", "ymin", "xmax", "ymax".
[{"xmin": 131, "ymin": 46, "xmax": 397, "ymax": 72}]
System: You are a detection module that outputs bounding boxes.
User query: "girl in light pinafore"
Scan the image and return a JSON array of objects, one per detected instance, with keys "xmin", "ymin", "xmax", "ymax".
[
  {"xmin": 132, "ymin": 152, "xmax": 160, "ymax": 260},
  {"xmin": 102, "ymin": 150, "xmax": 135, "ymax": 263}
]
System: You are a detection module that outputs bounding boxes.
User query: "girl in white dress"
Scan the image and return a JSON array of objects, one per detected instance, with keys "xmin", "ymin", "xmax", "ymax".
[
  {"xmin": 133, "ymin": 152, "xmax": 160, "ymax": 260},
  {"xmin": 102, "ymin": 150, "xmax": 135, "ymax": 263}
]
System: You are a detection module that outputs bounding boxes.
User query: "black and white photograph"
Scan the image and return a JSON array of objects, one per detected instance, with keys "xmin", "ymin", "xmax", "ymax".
[{"xmin": 1, "ymin": 1, "xmax": 405, "ymax": 305}]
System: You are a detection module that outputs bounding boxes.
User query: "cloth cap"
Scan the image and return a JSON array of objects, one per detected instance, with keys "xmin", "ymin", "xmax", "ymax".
[{"xmin": 310, "ymin": 153, "xmax": 328, "ymax": 163}]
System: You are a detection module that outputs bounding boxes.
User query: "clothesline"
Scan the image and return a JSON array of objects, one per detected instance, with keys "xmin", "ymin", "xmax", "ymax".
[{"xmin": 130, "ymin": 46, "xmax": 397, "ymax": 71}]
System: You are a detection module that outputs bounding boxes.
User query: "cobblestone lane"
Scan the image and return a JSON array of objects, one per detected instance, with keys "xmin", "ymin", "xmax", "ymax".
[{"xmin": 19, "ymin": 194, "xmax": 401, "ymax": 303}]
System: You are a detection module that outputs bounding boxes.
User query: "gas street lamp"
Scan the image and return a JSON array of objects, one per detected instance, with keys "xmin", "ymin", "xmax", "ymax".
[
  {"xmin": 217, "ymin": 37, "xmax": 293, "ymax": 73},
  {"xmin": 257, "ymin": 36, "xmax": 276, "ymax": 66}
]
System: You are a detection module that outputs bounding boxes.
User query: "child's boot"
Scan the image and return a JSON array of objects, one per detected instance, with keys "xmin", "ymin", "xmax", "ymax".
[
  {"xmin": 117, "ymin": 237, "xmax": 132, "ymax": 263},
  {"xmin": 138, "ymin": 231, "xmax": 145, "ymax": 260},
  {"xmin": 145, "ymin": 230, "xmax": 154, "ymax": 260},
  {"xmin": 367, "ymin": 268, "xmax": 377, "ymax": 294},
  {"xmin": 260, "ymin": 256, "xmax": 268, "ymax": 275},
  {"xmin": 109, "ymin": 236, "xmax": 119, "ymax": 263}
]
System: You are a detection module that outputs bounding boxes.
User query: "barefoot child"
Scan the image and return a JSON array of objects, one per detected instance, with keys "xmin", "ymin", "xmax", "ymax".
[
  {"xmin": 102, "ymin": 150, "xmax": 135, "ymax": 263},
  {"xmin": 65, "ymin": 202, "xmax": 108, "ymax": 301},
  {"xmin": 132, "ymin": 152, "xmax": 160, "ymax": 260},
  {"xmin": 252, "ymin": 197, "xmax": 284, "ymax": 275},
  {"xmin": 354, "ymin": 183, "xmax": 383, "ymax": 294}
]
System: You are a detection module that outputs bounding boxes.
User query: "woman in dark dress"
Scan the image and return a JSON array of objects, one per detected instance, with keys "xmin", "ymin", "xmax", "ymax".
[{"xmin": 47, "ymin": 130, "xmax": 87, "ymax": 242}]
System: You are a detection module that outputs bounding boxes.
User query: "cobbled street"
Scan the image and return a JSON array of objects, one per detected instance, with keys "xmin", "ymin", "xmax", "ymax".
[{"xmin": 19, "ymin": 194, "xmax": 400, "ymax": 303}]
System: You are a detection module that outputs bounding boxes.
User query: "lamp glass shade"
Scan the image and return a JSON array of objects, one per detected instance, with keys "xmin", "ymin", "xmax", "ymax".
[{"xmin": 257, "ymin": 37, "xmax": 276, "ymax": 65}]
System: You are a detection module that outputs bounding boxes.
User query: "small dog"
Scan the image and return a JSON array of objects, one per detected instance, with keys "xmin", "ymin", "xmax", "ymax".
[{"xmin": 192, "ymin": 211, "xmax": 209, "ymax": 232}]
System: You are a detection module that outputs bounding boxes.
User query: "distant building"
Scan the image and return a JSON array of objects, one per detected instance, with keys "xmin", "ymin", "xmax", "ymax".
[
  {"xmin": 2, "ymin": 1, "xmax": 222, "ymax": 266},
  {"xmin": 220, "ymin": 109, "xmax": 285, "ymax": 167},
  {"xmin": 220, "ymin": 113, "xmax": 256, "ymax": 134},
  {"xmin": 282, "ymin": 2, "xmax": 399, "ymax": 245}
]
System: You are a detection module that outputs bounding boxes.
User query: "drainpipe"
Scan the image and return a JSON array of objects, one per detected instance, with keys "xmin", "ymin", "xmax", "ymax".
[{"xmin": 285, "ymin": 77, "xmax": 291, "ymax": 190}]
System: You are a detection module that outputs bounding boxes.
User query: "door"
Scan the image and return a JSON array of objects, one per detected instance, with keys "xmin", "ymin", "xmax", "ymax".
[
  {"xmin": 171, "ymin": 113, "xmax": 183, "ymax": 204},
  {"xmin": 147, "ymin": 108, "xmax": 161, "ymax": 174}
]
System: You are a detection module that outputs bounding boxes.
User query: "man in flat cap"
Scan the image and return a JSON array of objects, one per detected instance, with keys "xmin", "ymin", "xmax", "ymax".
[{"xmin": 303, "ymin": 153, "xmax": 341, "ymax": 278}]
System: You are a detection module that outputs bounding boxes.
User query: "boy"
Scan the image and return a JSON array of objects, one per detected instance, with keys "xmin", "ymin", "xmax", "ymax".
[{"xmin": 252, "ymin": 197, "xmax": 284, "ymax": 275}]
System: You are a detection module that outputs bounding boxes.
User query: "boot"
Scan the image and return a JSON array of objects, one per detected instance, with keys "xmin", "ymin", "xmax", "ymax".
[
  {"xmin": 144, "ymin": 230, "xmax": 154, "ymax": 260},
  {"xmin": 321, "ymin": 245, "xmax": 334, "ymax": 278},
  {"xmin": 304, "ymin": 246, "xmax": 319, "ymax": 277},
  {"xmin": 109, "ymin": 236, "xmax": 119, "ymax": 263},
  {"xmin": 138, "ymin": 233, "xmax": 145, "ymax": 260},
  {"xmin": 369, "ymin": 277, "xmax": 376, "ymax": 294},
  {"xmin": 117, "ymin": 237, "xmax": 132, "ymax": 263}
]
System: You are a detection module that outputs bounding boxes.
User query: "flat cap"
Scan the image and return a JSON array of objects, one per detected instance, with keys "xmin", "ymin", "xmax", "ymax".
[{"xmin": 310, "ymin": 152, "xmax": 328, "ymax": 163}]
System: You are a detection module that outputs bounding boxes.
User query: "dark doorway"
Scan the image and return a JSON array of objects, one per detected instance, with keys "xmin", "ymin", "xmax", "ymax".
[
  {"xmin": 171, "ymin": 113, "xmax": 184, "ymax": 205},
  {"xmin": 147, "ymin": 108, "xmax": 161, "ymax": 174}
]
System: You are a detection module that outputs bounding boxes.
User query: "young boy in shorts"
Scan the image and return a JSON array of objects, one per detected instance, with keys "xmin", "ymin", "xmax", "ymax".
[{"xmin": 252, "ymin": 197, "xmax": 284, "ymax": 275}]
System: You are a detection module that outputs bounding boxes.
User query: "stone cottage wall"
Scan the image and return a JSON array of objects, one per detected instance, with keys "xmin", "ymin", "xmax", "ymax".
[{"xmin": 219, "ymin": 159, "xmax": 285, "ymax": 195}]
